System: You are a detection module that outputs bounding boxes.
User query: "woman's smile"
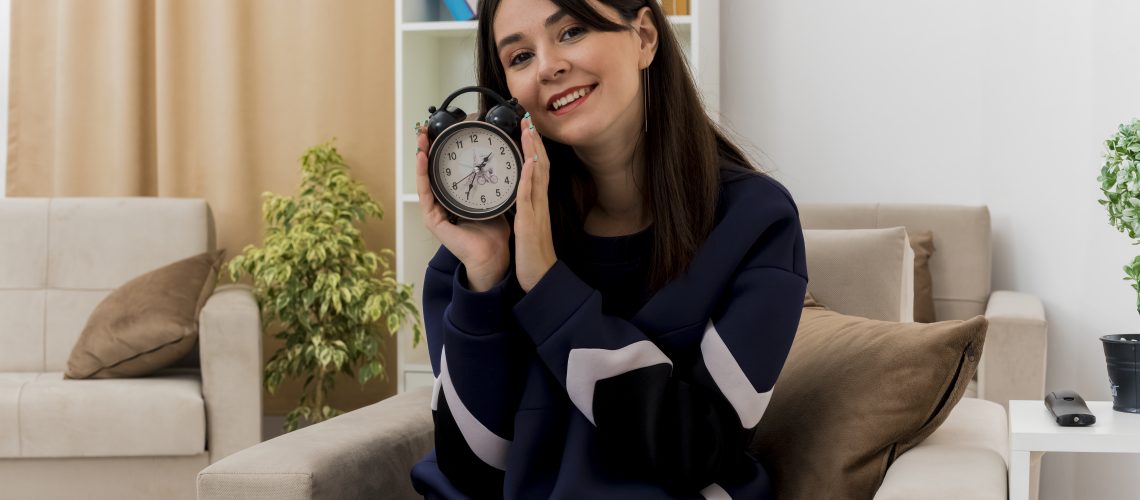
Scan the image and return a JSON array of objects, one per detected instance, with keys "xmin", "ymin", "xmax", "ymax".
[{"xmin": 549, "ymin": 84, "xmax": 596, "ymax": 117}]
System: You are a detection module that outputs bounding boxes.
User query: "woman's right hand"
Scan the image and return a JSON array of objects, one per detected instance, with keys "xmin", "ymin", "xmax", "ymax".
[{"xmin": 415, "ymin": 124, "xmax": 511, "ymax": 292}]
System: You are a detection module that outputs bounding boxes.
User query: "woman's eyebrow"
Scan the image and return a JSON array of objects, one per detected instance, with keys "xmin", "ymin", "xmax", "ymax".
[{"xmin": 496, "ymin": 9, "xmax": 569, "ymax": 50}]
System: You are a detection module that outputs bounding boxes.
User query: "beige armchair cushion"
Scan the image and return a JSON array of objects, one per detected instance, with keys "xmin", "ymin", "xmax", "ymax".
[
  {"xmin": 874, "ymin": 397, "xmax": 1008, "ymax": 499},
  {"xmin": 804, "ymin": 227, "xmax": 914, "ymax": 322},
  {"xmin": 909, "ymin": 230, "xmax": 937, "ymax": 323},
  {"xmin": 799, "ymin": 204, "xmax": 992, "ymax": 322},
  {"xmin": 198, "ymin": 387, "xmax": 433, "ymax": 500},
  {"xmin": 752, "ymin": 297, "xmax": 988, "ymax": 499},
  {"xmin": 65, "ymin": 250, "xmax": 224, "ymax": 379}
]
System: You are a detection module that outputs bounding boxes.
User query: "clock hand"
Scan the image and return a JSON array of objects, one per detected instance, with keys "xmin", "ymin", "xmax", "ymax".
[
  {"xmin": 452, "ymin": 170, "xmax": 474, "ymax": 199},
  {"xmin": 455, "ymin": 170, "xmax": 475, "ymax": 186},
  {"xmin": 472, "ymin": 153, "xmax": 493, "ymax": 173}
]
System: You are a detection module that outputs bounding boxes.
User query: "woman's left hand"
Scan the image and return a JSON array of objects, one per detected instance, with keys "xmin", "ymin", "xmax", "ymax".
[{"xmin": 514, "ymin": 114, "xmax": 558, "ymax": 293}]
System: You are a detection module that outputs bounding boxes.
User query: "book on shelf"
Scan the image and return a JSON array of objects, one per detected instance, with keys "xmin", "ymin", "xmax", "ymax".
[
  {"xmin": 437, "ymin": 1, "xmax": 684, "ymax": 21},
  {"xmin": 442, "ymin": 0, "xmax": 478, "ymax": 21},
  {"xmin": 658, "ymin": 0, "xmax": 689, "ymax": 16}
]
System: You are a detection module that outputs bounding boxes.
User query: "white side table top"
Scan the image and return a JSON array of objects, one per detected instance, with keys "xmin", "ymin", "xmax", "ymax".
[{"xmin": 1009, "ymin": 400, "xmax": 1140, "ymax": 453}]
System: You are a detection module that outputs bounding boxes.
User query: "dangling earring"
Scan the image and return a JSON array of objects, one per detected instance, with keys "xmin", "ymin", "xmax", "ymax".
[{"xmin": 642, "ymin": 67, "xmax": 649, "ymax": 133}]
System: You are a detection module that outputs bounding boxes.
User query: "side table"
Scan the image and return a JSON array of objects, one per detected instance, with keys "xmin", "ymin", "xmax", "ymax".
[{"xmin": 1009, "ymin": 400, "xmax": 1140, "ymax": 500}]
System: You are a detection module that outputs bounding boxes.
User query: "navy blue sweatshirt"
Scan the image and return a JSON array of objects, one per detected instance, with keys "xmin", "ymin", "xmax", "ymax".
[{"xmin": 410, "ymin": 167, "xmax": 808, "ymax": 499}]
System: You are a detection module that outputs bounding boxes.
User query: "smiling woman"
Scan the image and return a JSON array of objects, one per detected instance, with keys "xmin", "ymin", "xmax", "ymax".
[{"xmin": 409, "ymin": 1, "xmax": 808, "ymax": 499}]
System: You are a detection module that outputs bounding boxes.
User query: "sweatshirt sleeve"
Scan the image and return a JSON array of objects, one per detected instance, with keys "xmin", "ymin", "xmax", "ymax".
[
  {"xmin": 511, "ymin": 197, "xmax": 807, "ymax": 492},
  {"xmin": 423, "ymin": 245, "xmax": 525, "ymax": 497}
]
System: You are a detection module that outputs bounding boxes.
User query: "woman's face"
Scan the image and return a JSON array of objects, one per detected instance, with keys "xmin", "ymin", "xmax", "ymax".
[{"xmin": 492, "ymin": 0, "xmax": 651, "ymax": 148}]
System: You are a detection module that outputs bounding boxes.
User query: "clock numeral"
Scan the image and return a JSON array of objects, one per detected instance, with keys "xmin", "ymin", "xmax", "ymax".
[
  {"xmin": 480, "ymin": 195, "xmax": 486, "ymax": 203},
  {"xmin": 451, "ymin": 182, "xmax": 457, "ymax": 190},
  {"xmin": 505, "ymin": 161, "xmax": 511, "ymax": 169},
  {"xmin": 455, "ymin": 139, "xmax": 464, "ymax": 149},
  {"xmin": 505, "ymin": 177, "xmax": 510, "ymax": 184},
  {"xmin": 445, "ymin": 167, "xmax": 451, "ymax": 176},
  {"xmin": 495, "ymin": 189, "xmax": 501, "ymax": 197},
  {"xmin": 447, "ymin": 152, "xmax": 457, "ymax": 161},
  {"xmin": 500, "ymin": 146, "xmax": 506, "ymax": 155},
  {"xmin": 469, "ymin": 134, "xmax": 479, "ymax": 143}
]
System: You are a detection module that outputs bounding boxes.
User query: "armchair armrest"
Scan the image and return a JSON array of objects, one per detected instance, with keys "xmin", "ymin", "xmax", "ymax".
[
  {"xmin": 978, "ymin": 290, "xmax": 1048, "ymax": 409},
  {"xmin": 197, "ymin": 388, "xmax": 434, "ymax": 500},
  {"xmin": 199, "ymin": 284, "xmax": 264, "ymax": 463}
]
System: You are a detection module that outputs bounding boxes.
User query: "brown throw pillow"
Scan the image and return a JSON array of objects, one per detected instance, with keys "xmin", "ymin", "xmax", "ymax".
[
  {"xmin": 758, "ymin": 293, "xmax": 985, "ymax": 499},
  {"xmin": 909, "ymin": 230, "xmax": 936, "ymax": 323},
  {"xmin": 65, "ymin": 250, "xmax": 225, "ymax": 379}
]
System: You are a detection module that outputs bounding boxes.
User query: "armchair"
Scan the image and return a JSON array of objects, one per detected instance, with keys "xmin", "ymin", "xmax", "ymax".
[{"xmin": 197, "ymin": 203, "xmax": 1046, "ymax": 500}]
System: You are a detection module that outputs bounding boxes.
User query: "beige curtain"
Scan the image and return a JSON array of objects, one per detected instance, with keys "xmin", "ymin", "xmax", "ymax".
[{"xmin": 7, "ymin": 0, "xmax": 400, "ymax": 416}]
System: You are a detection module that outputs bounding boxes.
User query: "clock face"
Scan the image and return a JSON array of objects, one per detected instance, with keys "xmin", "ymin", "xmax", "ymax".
[{"xmin": 429, "ymin": 121, "xmax": 523, "ymax": 220}]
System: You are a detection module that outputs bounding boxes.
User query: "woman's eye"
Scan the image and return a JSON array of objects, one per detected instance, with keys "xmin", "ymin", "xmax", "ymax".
[
  {"xmin": 561, "ymin": 26, "xmax": 586, "ymax": 41},
  {"xmin": 508, "ymin": 52, "xmax": 533, "ymax": 66},
  {"xmin": 506, "ymin": 26, "xmax": 585, "ymax": 67}
]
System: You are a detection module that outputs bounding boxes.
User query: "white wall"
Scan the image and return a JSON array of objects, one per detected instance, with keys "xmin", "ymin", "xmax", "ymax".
[{"xmin": 722, "ymin": 1, "xmax": 1140, "ymax": 498}]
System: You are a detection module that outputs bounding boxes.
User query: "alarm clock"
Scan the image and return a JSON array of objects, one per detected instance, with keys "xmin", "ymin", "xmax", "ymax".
[{"xmin": 425, "ymin": 86, "xmax": 526, "ymax": 223}]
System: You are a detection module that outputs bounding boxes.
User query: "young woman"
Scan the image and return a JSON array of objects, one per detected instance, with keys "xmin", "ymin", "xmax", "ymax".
[{"xmin": 410, "ymin": 1, "xmax": 807, "ymax": 498}]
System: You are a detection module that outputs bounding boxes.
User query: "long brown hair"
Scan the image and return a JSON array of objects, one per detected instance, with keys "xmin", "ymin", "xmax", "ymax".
[{"xmin": 476, "ymin": 0, "xmax": 760, "ymax": 292}]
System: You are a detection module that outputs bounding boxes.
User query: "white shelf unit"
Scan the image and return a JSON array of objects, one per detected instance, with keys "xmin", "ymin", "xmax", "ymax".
[{"xmin": 393, "ymin": 0, "xmax": 720, "ymax": 394}]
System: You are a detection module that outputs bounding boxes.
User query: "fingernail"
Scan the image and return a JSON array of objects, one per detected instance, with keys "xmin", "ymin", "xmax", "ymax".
[
  {"xmin": 523, "ymin": 111, "xmax": 530, "ymax": 119},
  {"xmin": 414, "ymin": 122, "xmax": 420, "ymax": 134},
  {"xmin": 528, "ymin": 123, "xmax": 534, "ymax": 130},
  {"xmin": 533, "ymin": 154, "xmax": 539, "ymax": 161},
  {"xmin": 416, "ymin": 146, "xmax": 422, "ymax": 154}
]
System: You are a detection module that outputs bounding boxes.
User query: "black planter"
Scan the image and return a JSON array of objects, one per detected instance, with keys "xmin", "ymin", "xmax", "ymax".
[{"xmin": 1102, "ymin": 334, "xmax": 1140, "ymax": 413}]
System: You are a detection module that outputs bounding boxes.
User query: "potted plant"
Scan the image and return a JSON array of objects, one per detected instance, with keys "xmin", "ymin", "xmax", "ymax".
[
  {"xmin": 1097, "ymin": 118, "xmax": 1140, "ymax": 413},
  {"xmin": 230, "ymin": 141, "xmax": 424, "ymax": 432}
]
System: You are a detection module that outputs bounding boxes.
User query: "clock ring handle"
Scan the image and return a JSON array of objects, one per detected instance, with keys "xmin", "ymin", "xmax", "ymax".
[{"xmin": 426, "ymin": 86, "xmax": 525, "ymax": 144}]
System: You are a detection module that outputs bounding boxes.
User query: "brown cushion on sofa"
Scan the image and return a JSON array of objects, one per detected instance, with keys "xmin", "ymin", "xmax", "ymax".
[
  {"xmin": 755, "ymin": 293, "xmax": 986, "ymax": 499},
  {"xmin": 65, "ymin": 250, "xmax": 224, "ymax": 379},
  {"xmin": 909, "ymin": 230, "xmax": 936, "ymax": 323}
]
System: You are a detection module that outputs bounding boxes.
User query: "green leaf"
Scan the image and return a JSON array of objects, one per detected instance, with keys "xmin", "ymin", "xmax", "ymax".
[{"xmin": 229, "ymin": 139, "xmax": 421, "ymax": 429}]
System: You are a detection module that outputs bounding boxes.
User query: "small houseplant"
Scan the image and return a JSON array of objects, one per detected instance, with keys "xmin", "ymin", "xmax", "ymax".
[
  {"xmin": 1098, "ymin": 118, "xmax": 1140, "ymax": 309},
  {"xmin": 1097, "ymin": 118, "xmax": 1140, "ymax": 413},
  {"xmin": 230, "ymin": 141, "xmax": 423, "ymax": 432}
]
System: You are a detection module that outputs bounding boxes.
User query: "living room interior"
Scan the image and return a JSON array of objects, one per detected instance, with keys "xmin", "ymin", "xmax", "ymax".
[{"xmin": 2, "ymin": 1, "xmax": 1140, "ymax": 499}]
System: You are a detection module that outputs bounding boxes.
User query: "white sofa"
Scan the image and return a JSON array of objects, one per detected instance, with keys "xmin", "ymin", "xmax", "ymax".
[
  {"xmin": 0, "ymin": 198, "xmax": 263, "ymax": 500},
  {"xmin": 197, "ymin": 203, "xmax": 1047, "ymax": 500}
]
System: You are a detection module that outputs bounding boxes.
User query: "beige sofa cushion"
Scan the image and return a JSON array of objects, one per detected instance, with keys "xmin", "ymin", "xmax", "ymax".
[
  {"xmin": 0, "ymin": 370, "xmax": 205, "ymax": 458},
  {"xmin": 0, "ymin": 292, "xmax": 46, "ymax": 371},
  {"xmin": 45, "ymin": 198, "xmax": 213, "ymax": 290},
  {"xmin": 752, "ymin": 297, "xmax": 988, "ymax": 499},
  {"xmin": 0, "ymin": 373, "xmax": 40, "ymax": 456},
  {"xmin": 804, "ymin": 227, "xmax": 914, "ymax": 322},
  {"xmin": 0, "ymin": 199, "xmax": 51, "ymax": 372},
  {"xmin": 65, "ymin": 250, "xmax": 223, "ymax": 379},
  {"xmin": 0, "ymin": 198, "xmax": 215, "ymax": 372},
  {"xmin": 0, "ymin": 198, "xmax": 50, "ymax": 289}
]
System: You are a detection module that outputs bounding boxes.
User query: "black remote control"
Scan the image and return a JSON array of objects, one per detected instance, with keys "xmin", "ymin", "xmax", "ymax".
[{"xmin": 1045, "ymin": 390, "xmax": 1096, "ymax": 427}]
